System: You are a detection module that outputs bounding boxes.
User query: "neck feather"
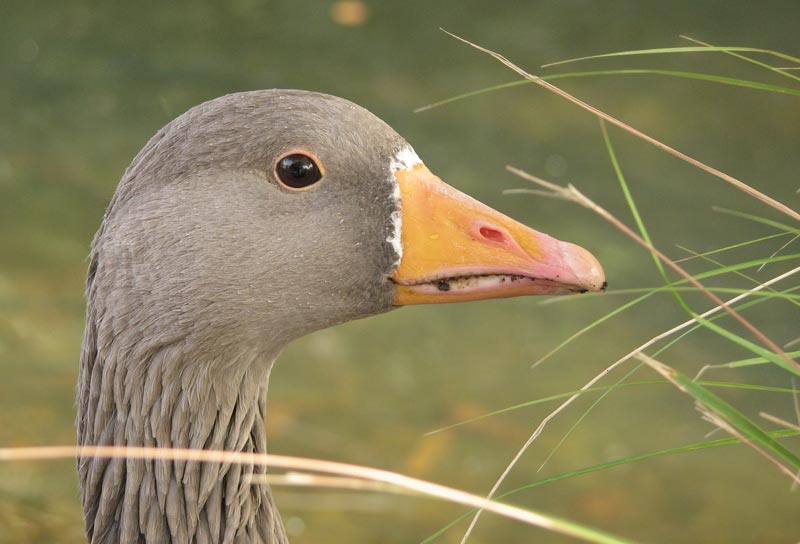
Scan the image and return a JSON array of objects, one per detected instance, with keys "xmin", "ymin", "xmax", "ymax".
[{"xmin": 77, "ymin": 316, "xmax": 288, "ymax": 544}]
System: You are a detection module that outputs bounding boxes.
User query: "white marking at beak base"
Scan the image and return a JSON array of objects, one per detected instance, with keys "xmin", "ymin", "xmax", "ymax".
[
  {"xmin": 389, "ymin": 146, "xmax": 422, "ymax": 172},
  {"xmin": 386, "ymin": 146, "xmax": 421, "ymax": 267}
]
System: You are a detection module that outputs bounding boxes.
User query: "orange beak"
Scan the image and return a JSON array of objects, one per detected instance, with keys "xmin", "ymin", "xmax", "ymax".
[{"xmin": 390, "ymin": 164, "xmax": 605, "ymax": 305}]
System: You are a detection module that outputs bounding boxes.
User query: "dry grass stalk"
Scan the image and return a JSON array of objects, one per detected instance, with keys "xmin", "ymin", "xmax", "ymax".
[
  {"xmin": 442, "ymin": 30, "xmax": 800, "ymax": 223},
  {"xmin": 0, "ymin": 444, "xmax": 629, "ymax": 543}
]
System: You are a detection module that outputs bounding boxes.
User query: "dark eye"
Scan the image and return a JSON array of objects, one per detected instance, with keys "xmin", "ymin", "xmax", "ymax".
[{"xmin": 275, "ymin": 153, "xmax": 322, "ymax": 189}]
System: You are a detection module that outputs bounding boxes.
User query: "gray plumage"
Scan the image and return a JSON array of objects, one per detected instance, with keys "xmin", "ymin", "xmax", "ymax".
[{"xmin": 77, "ymin": 90, "xmax": 409, "ymax": 543}]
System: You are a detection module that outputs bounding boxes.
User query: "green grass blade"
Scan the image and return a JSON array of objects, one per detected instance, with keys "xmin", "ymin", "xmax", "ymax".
[
  {"xmin": 704, "ymin": 350, "xmax": 800, "ymax": 371},
  {"xmin": 659, "ymin": 286, "xmax": 800, "ymax": 371},
  {"xmin": 600, "ymin": 122, "xmax": 688, "ymax": 306},
  {"xmin": 680, "ymin": 36, "xmax": 800, "ymax": 84},
  {"xmin": 541, "ymin": 46, "xmax": 800, "ymax": 69},
  {"xmin": 415, "ymin": 70, "xmax": 800, "ymax": 112},
  {"xmin": 427, "ymin": 379, "xmax": 799, "ymax": 435},
  {"xmin": 676, "ymin": 245, "xmax": 800, "ymax": 309},
  {"xmin": 596, "ymin": 286, "xmax": 800, "ymax": 302},
  {"xmin": 673, "ymin": 232, "xmax": 793, "ymax": 263},
  {"xmin": 643, "ymin": 356, "xmax": 800, "ymax": 469},
  {"xmin": 581, "ymin": 69, "xmax": 800, "ymax": 94},
  {"xmin": 655, "ymin": 253, "xmax": 800, "ymax": 281},
  {"xmin": 420, "ymin": 429, "xmax": 799, "ymax": 543},
  {"xmin": 415, "ymin": 80, "xmax": 526, "ymax": 112},
  {"xmin": 713, "ymin": 207, "xmax": 800, "ymax": 234},
  {"xmin": 693, "ymin": 317, "xmax": 800, "ymax": 376}
]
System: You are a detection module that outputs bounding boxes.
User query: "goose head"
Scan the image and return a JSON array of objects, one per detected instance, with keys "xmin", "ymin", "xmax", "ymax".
[{"xmin": 78, "ymin": 89, "xmax": 605, "ymax": 543}]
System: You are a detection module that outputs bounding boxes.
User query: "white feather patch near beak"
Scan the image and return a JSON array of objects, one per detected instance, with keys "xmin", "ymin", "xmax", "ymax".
[{"xmin": 386, "ymin": 146, "xmax": 422, "ymax": 267}]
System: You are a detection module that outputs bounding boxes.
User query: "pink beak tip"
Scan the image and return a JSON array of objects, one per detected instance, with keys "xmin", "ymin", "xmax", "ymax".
[{"xmin": 559, "ymin": 241, "xmax": 607, "ymax": 293}]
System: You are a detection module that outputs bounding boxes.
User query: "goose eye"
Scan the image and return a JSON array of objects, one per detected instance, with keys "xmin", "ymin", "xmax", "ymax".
[{"xmin": 275, "ymin": 153, "xmax": 322, "ymax": 189}]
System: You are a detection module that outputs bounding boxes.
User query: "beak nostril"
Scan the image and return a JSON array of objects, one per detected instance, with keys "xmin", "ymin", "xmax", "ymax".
[{"xmin": 479, "ymin": 226, "xmax": 507, "ymax": 244}]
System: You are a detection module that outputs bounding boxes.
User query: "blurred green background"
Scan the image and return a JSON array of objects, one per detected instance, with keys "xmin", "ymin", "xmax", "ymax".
[{"xmin": 1, "ymin": 1, "xmax": 799, "ymax": 542}]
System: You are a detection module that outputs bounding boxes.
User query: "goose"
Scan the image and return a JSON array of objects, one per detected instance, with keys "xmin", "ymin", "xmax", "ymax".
[{"xmin": 76, "ymin": 89, "xmax": 605, "ymax": 543}]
